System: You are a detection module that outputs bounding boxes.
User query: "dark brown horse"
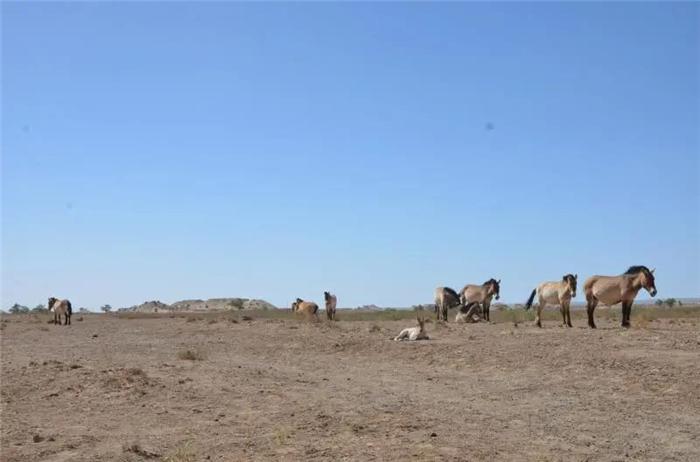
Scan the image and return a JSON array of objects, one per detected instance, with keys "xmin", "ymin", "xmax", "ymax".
[{"xmin": 584, "ymin": 266, "xmax": 657, "ymax": 328}]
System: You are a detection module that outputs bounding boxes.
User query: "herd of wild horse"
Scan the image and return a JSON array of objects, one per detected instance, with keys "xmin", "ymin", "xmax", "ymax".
[{"xmin": 47, "ymin": 265, "xmax": 657, "ymax": 330}]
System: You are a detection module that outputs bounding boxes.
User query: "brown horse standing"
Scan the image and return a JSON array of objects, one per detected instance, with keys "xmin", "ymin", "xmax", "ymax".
[
  {"xmin": 324, "ymin": 291, "xmax": 337, "ymax": 321},
  {"xmin": 434, "ymin": 286, "xmax": 461, "ymax": 321},
  {"xmin": 48, "ymin": 297, "xmax": 72, "ymax": 326},
  {"xmin": 291, "ymin": 298, "xmax": 319, "ymax": 319},
  {"xmin": 584, "ymin": 266, "xmax": 657, "ymax": 328},
  {"xmin": 524, "ymin": 274, "xmax": 577, "ymax": 328},
  {"xmin": 459, "ymin": 279, "xmax": 500, "ymax": 322}
]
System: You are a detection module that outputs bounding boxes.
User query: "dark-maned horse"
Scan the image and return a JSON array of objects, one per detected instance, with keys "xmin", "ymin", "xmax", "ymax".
[
  {"xmin": 524, "ymin": 274, "xmax": 577, "ymax": 328},
  {"xmin": 460, "ymin": 279, "xmax": 500, "ymax": 322},
  {"xmin": 291, "ymin": 298, "xmax": 319, "ymax": 320},
  {"xmin": 434, "ymin": 286, "xmax": 461, "ymax": 321},
  {"xmin": 584, "ymin": 266, "xmax": 657, "ymax": 328},
  {"xmin": 48, "ymin": 297, "xmax": 72, "ymax": 326},
  {"xmin": 324, "ymin": 291, "xmax": 337, "ymax": 321}
]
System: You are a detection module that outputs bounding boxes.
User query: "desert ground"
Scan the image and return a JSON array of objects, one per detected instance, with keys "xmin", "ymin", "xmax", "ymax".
[{"xmin": 1, "ymin": 308, "xmax": 699, "ymax": 462}]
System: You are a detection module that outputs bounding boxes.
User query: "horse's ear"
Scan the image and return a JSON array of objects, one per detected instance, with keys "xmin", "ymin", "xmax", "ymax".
[
  {"xmin": 651, "ymin": 268, "xmax": 655, "ymax": 274},
  {"xmin": 497, "ymin": 279, "xmax": 501, "ymax": 284},
  {"xmin": 574, "ymin": 274, "xmax": 578, "ymax": 279}
]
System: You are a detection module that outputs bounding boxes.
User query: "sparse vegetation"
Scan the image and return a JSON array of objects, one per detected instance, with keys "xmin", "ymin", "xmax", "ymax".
[
  {"xmin": 101, "ymin": 304, "xmax": 112, "ymax": 313},
  {"xmin": 162, "ymin": 441, "xmax": 195, "ymax": 462},
  {"xmin": 9, "ymin": 304, "xmax": 29, "ymax": 314},
  {"xmin": 177, "ymin": 349, "xmax": 205, "ymax": 361}
]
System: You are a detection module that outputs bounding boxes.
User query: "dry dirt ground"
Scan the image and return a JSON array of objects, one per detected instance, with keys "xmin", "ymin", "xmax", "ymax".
[{"xmin": 1, "ymin": 312, "xmax": 699, "ymax": 461}]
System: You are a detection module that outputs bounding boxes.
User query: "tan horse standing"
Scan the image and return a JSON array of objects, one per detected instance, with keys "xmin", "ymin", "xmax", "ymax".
[
  {"xmin": 48, "ymin": 297, "xmax": 72, "ymax": 326},
  {"xmin": 324, "ymin": 291, "xmax": 337, "ymax": 321},
  {"xmin": 434, "ymin": 286, "xmax": 461, "ymax": 321},
  {"xmin": 291, "ymin": 298, "xmax": 319, "ymax": 320},
  {"xmin": 524, "ymin": 274, "xmax": 577, "ymax": 328},
  {"xmin": 459, "ymin": 279, "xmax": 500, "ymax": 322},
  {"xmin": 584, "ymin": 266, "xmax": 657, "ymax": 329}
]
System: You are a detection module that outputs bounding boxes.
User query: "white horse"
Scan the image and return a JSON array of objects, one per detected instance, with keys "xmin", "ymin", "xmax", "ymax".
[{"xmin": 394, "ymin": 317, "xmax": 429, "ymax": 341}]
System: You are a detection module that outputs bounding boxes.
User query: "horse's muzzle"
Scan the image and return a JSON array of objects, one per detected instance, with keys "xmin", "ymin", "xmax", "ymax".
[
  {"xmin": 649, "ymin": 288, "xmax": 657, "ymax": 297},
  {"xmin": 495, "ymin": 294, "xmax": 500, "ymax": 300}
]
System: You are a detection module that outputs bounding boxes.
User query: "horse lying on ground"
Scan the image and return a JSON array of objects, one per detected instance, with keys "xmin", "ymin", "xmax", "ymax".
[{"xmin": 394, "ymin": 317, "xmax": 429, "ymax": 341}]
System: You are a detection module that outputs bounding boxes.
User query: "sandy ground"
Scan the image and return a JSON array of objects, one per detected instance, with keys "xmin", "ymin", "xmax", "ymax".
[{"xmin": 1, "ymin": 313, "xmax": 699, "ymax": 461}]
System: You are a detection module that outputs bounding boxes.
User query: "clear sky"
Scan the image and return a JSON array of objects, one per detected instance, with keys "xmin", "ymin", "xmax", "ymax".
[{"xmin": 2, "ymin": 2, "xmax": 698, "ymax": 310}]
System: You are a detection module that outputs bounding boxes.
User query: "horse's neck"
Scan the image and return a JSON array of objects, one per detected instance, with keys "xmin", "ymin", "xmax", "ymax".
[{"xmin": 626, "ymin": 274, "xmax": 645, "ymax": 294}]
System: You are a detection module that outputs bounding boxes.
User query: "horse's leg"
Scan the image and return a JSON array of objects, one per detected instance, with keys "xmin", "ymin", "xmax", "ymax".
[
  {"xmin": 535, "ymin": 297, "xmax": 544, "ymax": 328},
  {"xmin": 483, "ymin": 302, "xmax": 490, "ymax": 322},
  {"xmin": 559, "ymin": 302, "xmax": 566, "ymax": 327},
  {"xmin": 564, "ymin": 300, "xmax": 573, "ymax": 328},
  {"xmin": 586, "ymin": 297, "xmax": 598, "ymax": 329},
  {"xmin": 621, "ymin": 300, "xmax": 631, "ymax": 328}
]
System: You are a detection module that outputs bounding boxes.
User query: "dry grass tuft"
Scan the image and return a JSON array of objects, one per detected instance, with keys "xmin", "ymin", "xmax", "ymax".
[
  {"xmin": 177, "ymin": 349, "xmax": 205, "ymax": 361},
  {"xmin": 123, "ymin": 442, "xmax": 161, "ymax": 458},
  {"xmin": 162, "ymin": 441, "xmax": 195, "ymax": 462}
]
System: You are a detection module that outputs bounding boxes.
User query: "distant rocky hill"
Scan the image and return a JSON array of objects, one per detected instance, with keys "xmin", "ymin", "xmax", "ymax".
[{"xmin": 119, "ymin": 298, "xmax": 277, "ymax": 312}]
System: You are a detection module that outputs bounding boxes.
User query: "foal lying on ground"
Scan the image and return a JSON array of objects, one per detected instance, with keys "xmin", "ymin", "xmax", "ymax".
[
  {"xmin": 454, "ymin": 302, "xmax": 482, "ymax": 323},
  {"xmin": 394, "ymin": 317, "xmax": 429, "ymax": 341}
]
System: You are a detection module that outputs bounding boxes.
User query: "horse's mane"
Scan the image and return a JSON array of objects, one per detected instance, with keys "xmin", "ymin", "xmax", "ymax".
[
  {"xmin": 483, "ymin": 278, "xmax": 498, "ymax": 286},
  {"xmin": 624, "ymin": 266, "xmax": 651, "ymax": 275},
  {"xmin": 443, "ymin": 287, "xmax": 459, "ymax": 299},
  {"xmin": 562, "ymin": 274, "xmax": 575, "ymax": 281}
]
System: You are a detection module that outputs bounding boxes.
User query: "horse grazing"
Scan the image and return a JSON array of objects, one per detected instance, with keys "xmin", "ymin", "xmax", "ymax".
[
  {"xmin": 459, "ymin": 278, "xmax": 500, "ymax": 322},
  {"xmin": 48, "ymin": 297, "xmax": 72, "ymax": 326},
  {"xmin": 394, "ymin": 316, "xmax": 429, "ymax": 341},
  {"xmin": 455, "ymin": 302, "xmax": 482, "ymax": 323},
  {"xmin": 524, "ymin": 274, "xmax": 577, "ymax": 328},
  {"xmin": 584, "ymin": 266, "xmax": 657, "ymax": 329},
  {"xmin": 324, "ymin": 291, "xmax": 337, "ymax": 321},
  {"xmin": 434, "ymin": 286, "xmax": 461, "ymax": 321},
  {"xmin": 291, "ymin": 298, "xmax": 319, "ymax": 319}
]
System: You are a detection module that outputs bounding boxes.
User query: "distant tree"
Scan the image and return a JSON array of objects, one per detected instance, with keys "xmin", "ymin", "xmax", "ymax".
[
  {"xmin": 664, "ymin": 298, "xmax": 677, "ymax": 308},
  {"xmin": 9, "ymin": 304, "xmax": 29, "ymax": 314},
  {"xmin": 32, "ymin": 304, "xmax": 47, "ymax": 313},
  {"xmin": 100, "ymin": 304, "xmax": 112, "ymax": 313},
  {"xmin": 79, "ymin": 307, "xmax": 90, "ymax": 313},
  {"xmin": 678, "ymin": 300, "xmax": 683, "ymax": 306},
  {"xmin": 654, "ymin": 299, "xmax": 664, "ymax": 306}
]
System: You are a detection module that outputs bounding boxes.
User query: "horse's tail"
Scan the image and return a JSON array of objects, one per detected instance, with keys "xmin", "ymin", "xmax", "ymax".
[
  {"xmin": 66, "ymin": 300, "xmax": 73, "ymax": 316},
  {"xmin": 524, "ymin": 289, "xmax": 536, "ymax": 311}
]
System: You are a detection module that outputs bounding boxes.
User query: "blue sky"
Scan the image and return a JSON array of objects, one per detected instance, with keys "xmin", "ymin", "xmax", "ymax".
[{"xmin": 2, "ymin": 2, "xmax": 698, "ymax": 310}]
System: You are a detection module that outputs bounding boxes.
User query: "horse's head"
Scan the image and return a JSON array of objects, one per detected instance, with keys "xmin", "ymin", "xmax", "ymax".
[
  {"xmin": 626, "ymin": 266, "xmax": 657, "ymax": 297},
  {"xmin": 486, "ymin": 279, "xmax": 501, "ymax": 300},
  {"xmin": 47, "ymin": 297, "xmax": 57, "ymax": 311},
  {"xmin": 417, "ymin": 316, "xmax": 426, "ymax": 332},
  {"xmin": 642, "ymin": 268, "xmax": 657, "ymax": 297},
  {"xmin": 324, "ymin": 291, "xmax": 330, "ymax": 301},
  {"xmin": 563, "ymin": 274, "xmax": 577, "ymax": 298}
]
